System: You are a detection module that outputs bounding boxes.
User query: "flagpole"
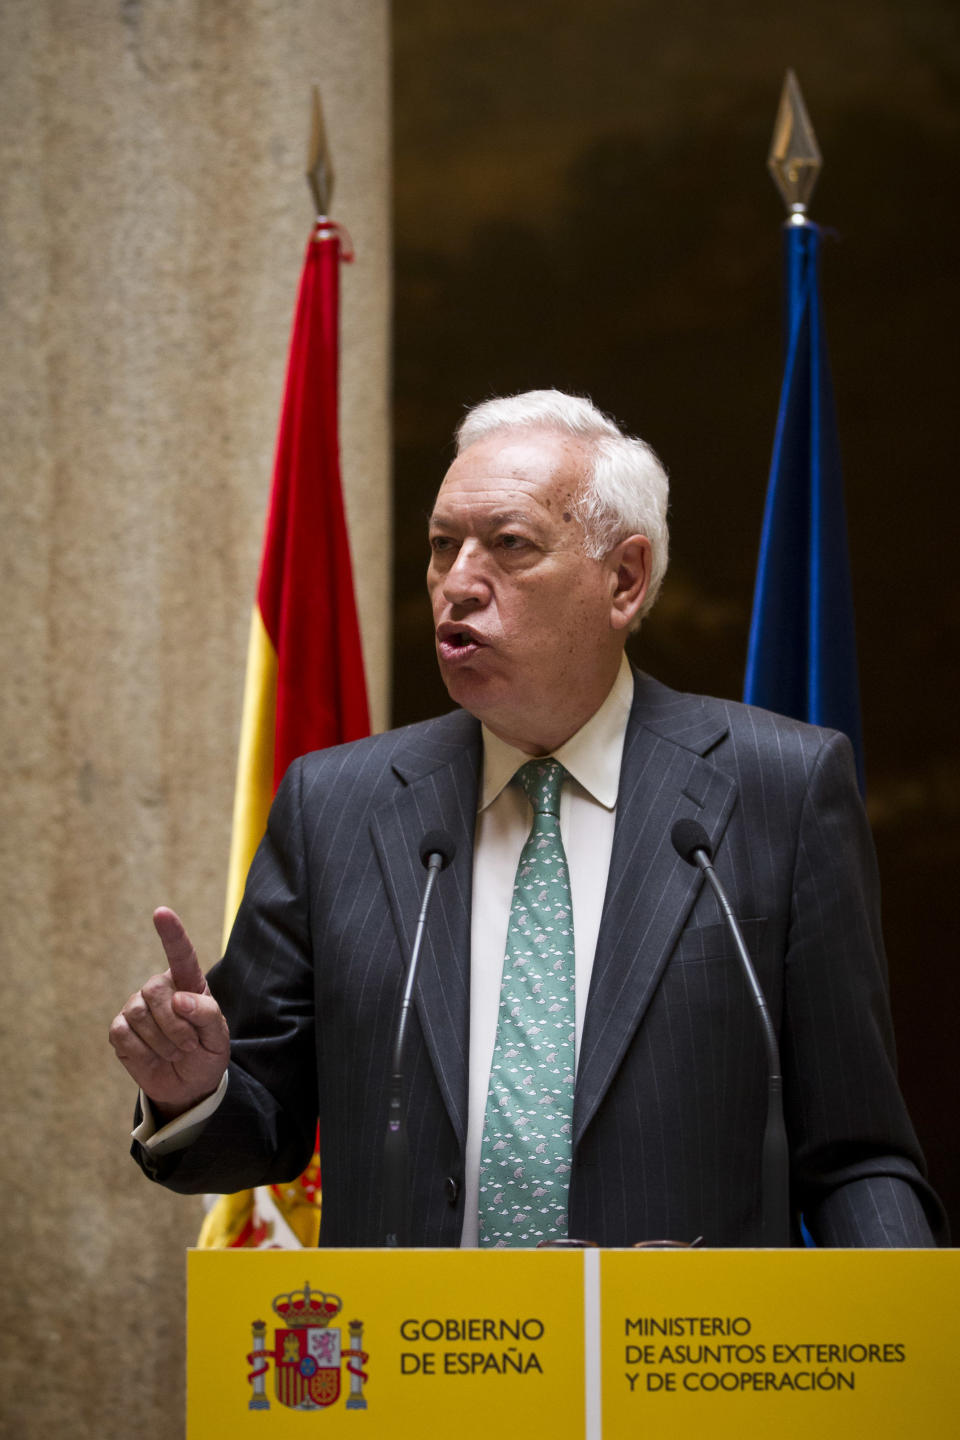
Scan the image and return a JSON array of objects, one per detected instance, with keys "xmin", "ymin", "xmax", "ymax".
[
  {"xmin": 200, "ymin": 87, "xmax": 369, "ymax": 1251},
  {"xmin": 744, "ymin": 71, "xmax": 865, "ymax": 794}
]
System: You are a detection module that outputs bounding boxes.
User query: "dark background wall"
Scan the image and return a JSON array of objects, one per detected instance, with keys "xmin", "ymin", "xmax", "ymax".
[{"xmin": 392, "ymin": 1, "xmax": 960, "ymax": 1233}]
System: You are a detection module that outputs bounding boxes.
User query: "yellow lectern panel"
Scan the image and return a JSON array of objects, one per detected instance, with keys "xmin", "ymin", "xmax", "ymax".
[
  {"xmin": 187, "ymin": 1248, "xmax": 585, "ymax": 1439},
  {"xmin": 600, "ymin": 1248, "xmax": 959, "ymax": 1440}
]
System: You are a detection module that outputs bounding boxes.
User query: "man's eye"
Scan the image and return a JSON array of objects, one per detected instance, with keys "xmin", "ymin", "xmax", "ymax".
[
  {"xmin": 498, "ymin": 533, "xmax": 526, "ymax": 550},
  {"xmin": 430, "ymin": 535, "xmax": 454, "ymax": 553}
]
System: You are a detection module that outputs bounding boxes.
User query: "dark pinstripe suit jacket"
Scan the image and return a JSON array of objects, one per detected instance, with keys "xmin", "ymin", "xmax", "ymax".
[{"xmin": 143, "ymin": 669, "xmax": 945, "ymax": 1246}]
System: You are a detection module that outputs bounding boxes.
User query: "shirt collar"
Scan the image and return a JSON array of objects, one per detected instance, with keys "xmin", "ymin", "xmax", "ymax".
[{"xmin": 479, "ymin": 653, "xmax": 634, "ymax": 812}]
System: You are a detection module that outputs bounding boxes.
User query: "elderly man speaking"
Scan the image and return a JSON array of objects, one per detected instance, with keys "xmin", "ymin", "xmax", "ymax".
[{"xmin": 110, "ymin": 389, "xmax": 944, "ymax": 1249}]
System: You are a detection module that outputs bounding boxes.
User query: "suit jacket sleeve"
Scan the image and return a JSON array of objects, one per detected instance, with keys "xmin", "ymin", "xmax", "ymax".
[
  {"xmin": 779, "ymin": 729, "xmax": 946, "ymax": 1245},
  {"xmin": 132, "ymin": 756, "xmax": 320, "ymax": 1195}
]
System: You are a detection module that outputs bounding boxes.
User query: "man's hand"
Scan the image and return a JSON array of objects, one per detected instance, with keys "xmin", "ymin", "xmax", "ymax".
[{"xmin": 109, "ymin": 907, "xmax": 230, "ymax": 1121}]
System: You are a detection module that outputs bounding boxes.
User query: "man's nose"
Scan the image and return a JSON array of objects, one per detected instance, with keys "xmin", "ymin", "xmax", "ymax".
[{"xmin": 442, "ymin": 542, "xmax": 489, "ymax": 607}]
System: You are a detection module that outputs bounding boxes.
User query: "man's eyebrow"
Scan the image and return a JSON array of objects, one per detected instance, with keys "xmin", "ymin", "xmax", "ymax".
[{"xmin": 428, "ymin": 508, "xmax": 537, "ymax": 530}]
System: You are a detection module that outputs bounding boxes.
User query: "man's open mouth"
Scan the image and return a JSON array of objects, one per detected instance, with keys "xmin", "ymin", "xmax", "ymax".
[{"xmin": 437, "ymin": 625, "xmax": 484, "ymax": 660}]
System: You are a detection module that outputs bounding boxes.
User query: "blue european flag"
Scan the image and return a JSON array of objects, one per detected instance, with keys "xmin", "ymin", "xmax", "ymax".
[{"xmin": 744, "ymin": 221, "xmax": 865, "ymax": 794}]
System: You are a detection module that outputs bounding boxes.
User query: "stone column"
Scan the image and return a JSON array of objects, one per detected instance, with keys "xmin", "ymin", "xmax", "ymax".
[{"xmin": 0, "ymin": 3, "xmax": 390, "ymax": 1436}]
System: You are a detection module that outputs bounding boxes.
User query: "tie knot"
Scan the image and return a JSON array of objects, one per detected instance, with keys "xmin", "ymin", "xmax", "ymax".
[{"xmin": 516, "ymin": 758, "xmax": 566, "ymax": 816}]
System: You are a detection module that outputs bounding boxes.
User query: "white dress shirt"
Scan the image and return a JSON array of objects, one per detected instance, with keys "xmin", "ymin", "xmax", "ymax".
[{"xmin": 461, "ymin": 654, "xmax": 633, "ymax": 1244}]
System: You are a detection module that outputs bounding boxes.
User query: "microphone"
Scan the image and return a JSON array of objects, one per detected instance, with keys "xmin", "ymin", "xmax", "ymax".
[
  {"xmin": 670, "ymin": 818, "xmax": 714, "ymax": 868},
  {"xmin": 671, "ymin": 819, "xmax": 791, "ymax": 1247},
  {"xmin": 383, "ymin": 830, "xmax": 456, "ymax": 1247},
  {"xmin": 418, "ymin": 830, "xmax": 456, "ymax": 870}
]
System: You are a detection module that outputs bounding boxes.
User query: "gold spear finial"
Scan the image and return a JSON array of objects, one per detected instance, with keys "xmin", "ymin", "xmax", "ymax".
[
  {"xmin": 767, "ymin": 70, "xmax": 822, "ymax": 223},
  {"xmin": 306, "ymin": 84, "xmax": 334, "ymax": 218}
]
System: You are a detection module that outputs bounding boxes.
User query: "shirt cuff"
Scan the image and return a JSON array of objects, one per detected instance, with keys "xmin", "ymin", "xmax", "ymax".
[{"xmin": 133, "ymin": 1071, "xmax": 229, "ymax": 1157}]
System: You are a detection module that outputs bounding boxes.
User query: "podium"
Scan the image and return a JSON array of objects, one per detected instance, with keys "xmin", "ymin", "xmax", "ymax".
[{"xmin": 188, "ymin": 1247, "xmax": 958, "ymax": 1438}]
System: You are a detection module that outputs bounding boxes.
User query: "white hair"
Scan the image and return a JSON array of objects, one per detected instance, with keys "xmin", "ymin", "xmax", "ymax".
[{"xmin": 455, "ymin": 389, "xmax": 669, "ymax": 623}]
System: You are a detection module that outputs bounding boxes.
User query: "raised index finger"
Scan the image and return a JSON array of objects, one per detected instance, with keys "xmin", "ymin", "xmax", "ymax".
[{"xmin": 152, "ymin": 906, "xmax": 207, "ymax": 994}]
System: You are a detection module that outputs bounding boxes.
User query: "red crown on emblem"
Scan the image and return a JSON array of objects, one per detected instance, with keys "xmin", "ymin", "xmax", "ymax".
[{"xmin": 272, "ymin": 1281, "xmax": 342, "ymax": 1328}]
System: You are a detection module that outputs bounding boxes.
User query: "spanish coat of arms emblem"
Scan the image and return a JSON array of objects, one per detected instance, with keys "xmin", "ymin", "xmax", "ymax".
[{"xmin": 246, "ymin": 1281, "xmax": 369, "ymax": 1411}]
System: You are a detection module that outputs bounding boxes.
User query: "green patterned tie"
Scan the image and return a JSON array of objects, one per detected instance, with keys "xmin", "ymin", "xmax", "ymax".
[{"xmin": 478, "ymin": 759, "xmax": 576, "ymax": 1247}]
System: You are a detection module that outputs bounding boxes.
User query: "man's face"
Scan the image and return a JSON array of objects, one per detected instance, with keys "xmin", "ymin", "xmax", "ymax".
[{"xmin": 427, "ymin": 429, "xmax": 636, "ymax": 754}]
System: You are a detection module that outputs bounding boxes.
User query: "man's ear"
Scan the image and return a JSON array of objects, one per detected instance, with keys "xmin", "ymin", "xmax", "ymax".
[{"xmin": 609, "ymin": 534, "xmax": 651, "ymax": 631}]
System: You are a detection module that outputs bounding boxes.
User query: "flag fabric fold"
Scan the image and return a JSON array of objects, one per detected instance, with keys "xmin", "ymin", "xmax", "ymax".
[
  {"xmin": 223, "ymin": 221, "xmax": 369, "ymax": 938},
  {"xmin": 200, "ymin": 220, "xmax": 370, "ymax": 1250},
  {"xmin": 744, "ymin": 220, "xmax": 865, "ymax": 794}
]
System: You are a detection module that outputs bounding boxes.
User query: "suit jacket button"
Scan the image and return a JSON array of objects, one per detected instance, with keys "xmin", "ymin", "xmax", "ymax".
[{"xmin": 445, "ymin": 1176, "xmax": 460, "ymax": 1205}]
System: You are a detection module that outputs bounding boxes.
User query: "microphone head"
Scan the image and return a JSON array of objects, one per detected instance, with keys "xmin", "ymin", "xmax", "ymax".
[
  {"xmin": 671, "ymin": 818, "xmax": 712, "ymax": 865},
  {"xmin": 419, "ymin": 829, "xmax": 456, "ymax": 870}
]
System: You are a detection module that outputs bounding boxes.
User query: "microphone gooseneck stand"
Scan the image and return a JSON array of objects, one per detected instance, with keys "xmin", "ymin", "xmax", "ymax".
[
  {"xmin": 671, "ymin": 819, "xmax": 791, "ymax": 1247},
  {"xmin": 383, "ymin": 830, "xmax": 456, "ymax": 1247}
]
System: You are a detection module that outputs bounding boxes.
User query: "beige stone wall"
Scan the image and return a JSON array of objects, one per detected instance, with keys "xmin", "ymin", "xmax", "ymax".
[{"xmin": 0, "ymin": 2, "xmax": 390, "ymax": 1434}]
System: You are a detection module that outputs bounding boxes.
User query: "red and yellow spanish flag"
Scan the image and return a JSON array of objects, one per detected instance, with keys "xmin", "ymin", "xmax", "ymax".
[{"xmin": 199, "ymin": 219, "xmax": 370, "ymax": 1250}]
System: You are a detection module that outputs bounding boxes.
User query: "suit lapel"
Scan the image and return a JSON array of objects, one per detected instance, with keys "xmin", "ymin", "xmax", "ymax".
[
  {"xmin": 370, "ymin": 711, "xmax": 481, "ymax": 1150},
  {"xmin": 574, "ymin": 673, "xmax": 737, "ymax": 1145}
]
